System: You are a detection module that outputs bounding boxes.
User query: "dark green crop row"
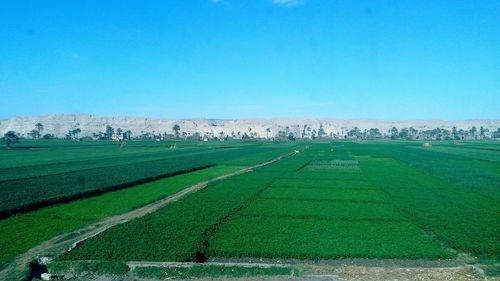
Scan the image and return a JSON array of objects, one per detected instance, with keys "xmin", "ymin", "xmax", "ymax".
[
  {"xmin": 0, "ymin": 143, "xmax": 284, "ymax": 218},
  {"xmin": 0, "ymin": 140, "xmax": 211, "ymax": 171},
  {"xmin": 0, "ymin": 145, "xmax": 206, "ymax": 182},
  {"xmin": 0, "ymin": 141, "xmax": 296, "ymax": 182}
]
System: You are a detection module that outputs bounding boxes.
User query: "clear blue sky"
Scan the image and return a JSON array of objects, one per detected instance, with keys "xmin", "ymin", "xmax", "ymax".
[{"xmin": 1, "ymin": 0, "xmax": 499, "ymax": 119}]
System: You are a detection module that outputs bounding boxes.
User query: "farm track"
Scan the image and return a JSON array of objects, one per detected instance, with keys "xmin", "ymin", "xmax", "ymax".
[{"xmin": 0, "ymin": 150, "xmax": 299, "ymax": 281}]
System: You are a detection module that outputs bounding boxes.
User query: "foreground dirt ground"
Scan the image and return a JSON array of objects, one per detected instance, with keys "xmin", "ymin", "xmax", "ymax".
[
  {"xmin": 297, "ymin": 264, "xmax": 495, "ymax": 281},
  {"xmin": 198, "ymin": 256, "xmax": 497, "ymax": 281},
  {"xmin": 50, "ymin": 263, "xmax": 499, "ymax": 281},
  {"xmin": 185, "ymin": 265, "xmax": 498, "ymax": 281}
]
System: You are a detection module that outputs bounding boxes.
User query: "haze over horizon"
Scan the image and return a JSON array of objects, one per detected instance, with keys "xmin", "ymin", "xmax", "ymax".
[{"xmin": 1, "ymin": 0, "xmax": 499, "ymax": 120}]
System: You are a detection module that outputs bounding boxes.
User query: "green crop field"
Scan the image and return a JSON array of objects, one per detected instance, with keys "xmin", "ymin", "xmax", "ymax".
[
  {"xmin": 60, "ymin": 141, "xmax": 499, "ymax": 264},
  {"xmin": 1, "ymin": 140, "xmax": 499, "ymax": 279},
  {"xmin": 0, "ymin": 165, "xmax": 239, "ymax": 268},
  {"xmin": 0, "ymin": 140, "xmax": 299, "ymax": 268},
  {"xmin": 0, "ymin": 140, "xmax": 296, "ymax": 217}
]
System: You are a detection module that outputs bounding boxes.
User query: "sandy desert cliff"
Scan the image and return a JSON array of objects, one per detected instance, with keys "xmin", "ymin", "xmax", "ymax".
[{"xmin": 0, "ymin": 114, "xmax": 498, "ymax": 138}]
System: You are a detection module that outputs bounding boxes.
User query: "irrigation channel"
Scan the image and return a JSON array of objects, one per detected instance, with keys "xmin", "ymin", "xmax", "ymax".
[{"xmin": 0, "ymin": 150, "xmax": 300, "ymax": 281}]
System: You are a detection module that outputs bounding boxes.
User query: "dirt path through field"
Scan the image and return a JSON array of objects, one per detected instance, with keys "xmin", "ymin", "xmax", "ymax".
[{"xmin": 0, "ymin": 150, "xmax": 299, "ymax": 281}]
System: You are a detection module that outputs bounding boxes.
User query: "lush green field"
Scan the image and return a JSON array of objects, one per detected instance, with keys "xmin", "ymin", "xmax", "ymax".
[
  {"xmin": 0, "ymin": 140, "xmax": 299, "ymax": 268},
  {"xmin": 348, "ymin": 142, "xmax": 500, "ymax": 259},
  {"xmin": 60, "ymin": 141, "xmax": 499, "ymax": 263},
  {"xmin": 2, "ymin": 140, "xmax": 498, "ymax": 275},
  {"xmin": 207, "ymin": 145, "xmax": 451, "ymax": 260},
  {"xmin": 0, "ymin": 140, "xmax": 293, "ymax": 217},
  {"xmin": 61, "ymin": 171, "xmax": 284, "ymax": 261},
  {"xmin": 0, "ymin": 166, "xmax": 238, "ymax": 268}
]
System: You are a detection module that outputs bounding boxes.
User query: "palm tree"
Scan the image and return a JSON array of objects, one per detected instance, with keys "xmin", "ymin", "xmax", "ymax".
[
  {"xmin": 266, "ymin": 128, "xmax": 271, "ymax": 139},
  {"xmin": 173, "ymin": 124, "xmax": 181, "ymax": 138},
  {"xmin": 479, "ymin": 126, "xmax": 488, "ymax": 139},
  {"xmin": 409, "ymin": 127, "xmax": 418, "ymax": 138},
  {"xmin": 318, "ymin": 126, "xmax": 326, "ymax": 138},
  {"xmin": 302, "ymin": 125, "xmax": 307, "ymax": 138},
  {"xmin": 389, "ymin": 127, "xmax": 398, "ymax": 139},
  {"xmin": 469, "ymin": 126, "xmax": 477, "ymax": 140},
  {"xmin": 3, "ymin": 131, "xmax": 19, "ymax": 148},
  {"xmin": 125, "ymin": 130, "xmax": 132, "ymax": 140},
  {"xmin": 73, "ymin": 128, "xmax": 81, "ymax": 139},
  {"xmin": 105, "ymin": 125, "xmax": 114, "ymax": 139},
  {"xmin": 35, "ymin": 123, "xmax": 44, "ymax": 134}
]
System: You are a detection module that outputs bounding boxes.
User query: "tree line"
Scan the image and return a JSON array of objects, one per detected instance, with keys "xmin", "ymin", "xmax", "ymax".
[
  {"xmin": 2, "ymin": 122, "xmax": 500, "ymax": 148},
  {"xmin": 346, "ymin": 126, "xmax": 498, "ymax": 141}
]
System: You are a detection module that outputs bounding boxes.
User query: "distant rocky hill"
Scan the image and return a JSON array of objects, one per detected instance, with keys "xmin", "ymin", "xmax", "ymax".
[{"xmin": 0, "ymin": 114, "xmax": 498, "ymax": 139}]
